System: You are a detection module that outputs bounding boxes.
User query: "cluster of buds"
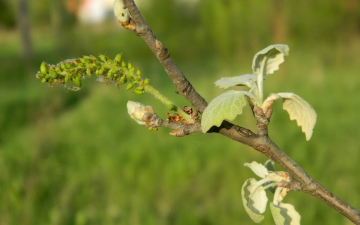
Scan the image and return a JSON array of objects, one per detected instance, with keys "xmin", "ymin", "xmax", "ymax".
[{"xmin": 35, "ymin": 54, "xmax": 150, "ymax": 94}]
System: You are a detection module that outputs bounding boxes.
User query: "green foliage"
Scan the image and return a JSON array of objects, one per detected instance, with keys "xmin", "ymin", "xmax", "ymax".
[
  {"xmin": 35, "ymin": 54, "xmax": 146, "ymax": 93},
  {"xmin": 1, "ymin": 1, "xmax": 360, "ymax": 224},
  {"xmin": 203, "ymin": 45, "xmax": 317, "ymax": 140},
  {"xmin": 0, "ymin": 0, "xmax": 15, "ymax": 28}
]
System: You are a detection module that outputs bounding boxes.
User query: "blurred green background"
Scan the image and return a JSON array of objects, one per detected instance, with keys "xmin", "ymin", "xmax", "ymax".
[{"xmin": 1, "ymin": 0, "xmax": 360, "ymax": 224}]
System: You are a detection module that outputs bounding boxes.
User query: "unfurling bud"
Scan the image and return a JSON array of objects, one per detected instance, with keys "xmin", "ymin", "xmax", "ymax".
[
  {"xmin": 167, "ymin": 103, "xmax": 177, "ymax": 111},
  {"xmin": 133, "ymin": 87, "xmax": 145, "ymax": 95},
  {"xmin": 143, "ymin": 78, "xmax": 150, "ymax": 85},
  {"xmin": 99, "ymin": 54, "xmax": 107, "ymax": 63},
  {"xmin": 64, "ymin": 75, "xmax": 69, "ymax": 84},
  {"xmin": 113, "ymin": 0, "xmax": 130, "ymax": 24},
  {"xmin": 40, "ymin": 62, "xmax": 47, "ymax": 74},
  {"xmin": 126, "ymin": 82, "xmax": 134, "ymax": 91},
  {"xmin": 118, "ymin": 75, "xmax": 127, "ymax": 84},
  {"xmin": 72, "ymin": 77, "xmax": 82, "ymax": 88},
  {"xmin": 114, "ymin": 53, "xmax": 122, "ymax": 63},
  {"xmin": 127, "ymin": 101, "xmax": 155, "ymax": 125}
]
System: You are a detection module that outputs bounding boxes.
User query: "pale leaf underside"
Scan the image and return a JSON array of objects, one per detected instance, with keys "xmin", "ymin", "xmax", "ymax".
[
  {"xmin": 252, "ymin": 44, "xmax": 290, "ymax": 76},
  {"xmin": 241, "ymin": 179, "xmax": 266, "ymax": 223},
  {"xmin": 277, "ymin": 92, "xmax": 317, "ymax": 140},
  {"xmin": 201, "ymin": 90, "xmax": 247, "ymax": 133},
  {"xmin": 270, "ymin": 202, "xmax": 301, "ymax": 225},
  {"xmin": 214, "ymin": 74, "xmax": 257, "ymax": 89}
]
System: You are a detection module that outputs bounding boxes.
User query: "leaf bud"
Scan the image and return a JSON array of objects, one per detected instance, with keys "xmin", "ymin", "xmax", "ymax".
[
  {"xmin": 114, "ymin": 53, "xmax": 122, "ymax": 63},
  {"xmin": 72, "ymin": 77, "xmax": 82, "ymax": 88},
  {"xmin": 114, "ymin": 0, "xmax": 130, "ymax": 24},
  {"xmin": 60, "ymin": 62, "xmax": 66, "ymax": 70},
  {"xmin": 133, "ymin": 89, "xmax": 145, "ymax": 95},
  {"xmin": 167, "ymin": 104, "xmax": 177, "ymax": 111},
  {"xmin": 40, "ymin": 62, "xmax": 47, "ymax": 74},
  {"xmin": 127, "ymin": 101, "xmax": 154, "ymax": 125},
  {"xmin": 126, "ymin": 81, "xmax": 134, "ymax": 91},
  {"xmin": 99, "ymin": 68, "xmax": 104, "ymax": 75},
  {"xmin": 83, "ymin": 56, "xmax": 92, "ymax": 63},
  {"xmin": 136, "ymin": 70, "xmax": 141, "ymax": 76},
  {"xmin": 54, "ymin": 66, "xmax": 61, "ymax": 73},
  {"xmin": 133, "ymin": 87, "xmax": 145, "ymax": 95},
  {"xmin": 64, "ymin": 75, "xmax": 69, "ymax": 84},
  {"xmin": 36, "ymin": 72, "xmax": 45, "ymax": 79},
  {"xmin": 118, "ymin": 75, "xmax": 127, "ymax": 84},
  {"xmin": 143, "ymin": 78, "xmax": 150, "ymax": 85},
  {"xmin": 121, "ymin": 61, "xmax": 127, "ymax": 68},
  {"xmin": 107, "ymin": 70, "xmax": 113, "ymax": 79},
  {"xmin": 86, "ymin": 68, "xmax": 92, "ymax": 76},
  {"xmin": 99, "ymin": 54, "xmax": 107, "ymax": 63},
  {"xmin": 107, "ymin": 59, "xmax": 114, "ymax": 65}
]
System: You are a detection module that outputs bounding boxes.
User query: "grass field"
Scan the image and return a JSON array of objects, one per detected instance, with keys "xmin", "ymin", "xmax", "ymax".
[{"xmin": 0, "ymin": 23, "xmax": 360, "ymax": 225}]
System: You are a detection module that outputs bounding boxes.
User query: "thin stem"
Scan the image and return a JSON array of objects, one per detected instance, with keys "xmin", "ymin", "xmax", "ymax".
[
  {"xmin": 256, "ymin": 58, "xmax": 266, "ymax": 105},
  {"xmin": 119, "ymin": 1, "xmax": 360, "ymax": 223},
  {"xmin": 123, "ymin": 0, "xmax": 208, "ymax": 114},
  {"xmin": 143, "ymin": 84, "xmax": 191, "ymax": 120}
]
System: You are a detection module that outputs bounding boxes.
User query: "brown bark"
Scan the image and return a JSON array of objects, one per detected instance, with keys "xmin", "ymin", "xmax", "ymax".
[{"xmin": 122, "ymin": 0, "xmax": 360, "ymax": 223}]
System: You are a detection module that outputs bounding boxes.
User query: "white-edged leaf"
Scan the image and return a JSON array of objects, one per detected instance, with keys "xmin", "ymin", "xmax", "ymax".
[
  {"xmin": 215, "ymin": 74, "xmax": 257, "ymax": 89},
  {"xmin": 241, "ymin": 179, "xmax": 266, "ymax": 223},
  {"xmin": 244, "ymin": 161, "xmax": 269, "ymax": 178},
  {"xmin": 252, "ymin": 44, "xmax": 289, "ymax": 76},
  {"xmin": 276, "ymin": 92, "xmax": 317, "ymax": 140},
  {"xmin": 201, "ymin": 90, "xmax": 247, "ymax": 133},
  {"xmin": 270, "ymin": 202, "xmax": 301, "ymax": 225}
]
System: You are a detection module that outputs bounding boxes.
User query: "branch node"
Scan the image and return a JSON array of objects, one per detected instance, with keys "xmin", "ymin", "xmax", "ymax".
[
  {"xmin": 169, "ymin": 129, "xmax": 190, "ymax": 137},
  {"xmin": 155, "ymin": 40, "xmax": 170, "ymax": 59},
  {"xmin": 254, "ymin": 105, "xmax": 269, "ymax": 136}
]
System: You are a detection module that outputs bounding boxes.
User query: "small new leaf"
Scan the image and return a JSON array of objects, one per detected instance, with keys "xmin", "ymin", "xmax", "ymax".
[
  {"xmin": 214, "ymin": 74, "xmax": 257, "ymax": 89},
  {"xmin": 201, "ymin": 90, "xmax": 247, "ymax": 133},
  {"xmin": 244, "ymin": 161, "xmax": 269, "ymax": 179},
  {"xmin": 276, "ymin": 92, "xmax": 317, "ymax": 140},
  {"xmin": 270, "ymin": 202, "xmax": 301, "ymax": 225},
  {"xmin": 252, "ymin": 44, "xmax": 289, "ymax": 76},
  {"xmin": 241, "ymin": 179, "xmax": 266, "ymax": 223}
]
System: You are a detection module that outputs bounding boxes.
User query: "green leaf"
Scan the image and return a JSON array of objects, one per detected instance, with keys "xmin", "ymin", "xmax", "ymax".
[
  {"xmin": 270, "ymin": 202, "xmax": 301, "ymax": 225},
  {"xmin": 201, "ymin": 90, "xmax": 247, "ymax": 133},
  {"xmin": 275, "ymin": 92, "xmax": 317, "ymax": 140},
  {"xmin": 241, "ymin": 179, "xmax": 266, "ymax": 223},
  {"xmin": 214, "ymin": 74, "xmax": 257, "ymax": 89},
  {"xmin": 252, "ymin": 44, "xmax": 289, "ymax": 76}
]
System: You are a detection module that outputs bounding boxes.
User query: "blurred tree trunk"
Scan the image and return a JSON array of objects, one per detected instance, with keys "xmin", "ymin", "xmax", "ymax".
[
  {"xmin": 16, "ymin": 0, "xmax": 33, "ymax": 65},
  {"xmin": 50, "ymin": 0, "xmax": 76, "ymax": 54},
  {"xmin": 272, "ymin": 0, "xmax": 287, "ymax": 43}
]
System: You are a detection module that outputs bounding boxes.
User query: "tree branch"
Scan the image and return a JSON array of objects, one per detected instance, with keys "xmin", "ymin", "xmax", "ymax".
[
  {"xmin": 123, "ymin": 0, "xmax": 208, "ymax": 114},
  {"xmin": 121, "ymin": 0, "xmax": 360, "ymax": 223}
]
